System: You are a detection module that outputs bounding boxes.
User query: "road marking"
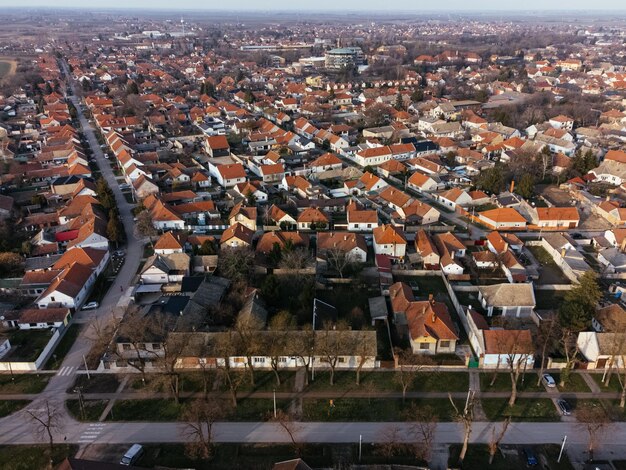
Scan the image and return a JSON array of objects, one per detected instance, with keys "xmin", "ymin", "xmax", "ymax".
[
  {"xmin": 78, "ymin": 424, "xmax": 106, "ymax": 443},
  {"xmin": 57, "ymin": 366, "xmax": 76, "ymax": 377}
]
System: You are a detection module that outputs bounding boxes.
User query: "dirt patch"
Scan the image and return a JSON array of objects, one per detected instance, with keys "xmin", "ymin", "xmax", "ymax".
[{"xmin": 0, "ymin": 58, "xmax": 17, "ymax": 80}]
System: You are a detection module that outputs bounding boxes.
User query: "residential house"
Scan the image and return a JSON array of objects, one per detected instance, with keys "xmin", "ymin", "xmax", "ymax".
[
  {"xmin": 478, "ymin": 283, "xmax": 535, "ymax": 317},
  {"xmin": 140, "ymin": 253, "xmax": 191, "ymax": 284},
  {"xmin": 373, "ymin": 224, "xmax": 407, "ymax": 258},
  {"xmin": 317, "ymin": 231, "xmax": 368, "ymax": 263}
]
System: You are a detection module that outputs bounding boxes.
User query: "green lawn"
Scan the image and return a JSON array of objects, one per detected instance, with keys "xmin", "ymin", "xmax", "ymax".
[
  {"xmin": 591, "ymin": 372, "xmax": 624, "ymax": 393},
  {"xmin": 44, "ymin": 324, "xmax": 81, "ymax": 369},
  {"xmin": 3, "ymin": 330, "xmax": 54, "ymax": 362},
  {"xmin": 551, "ymin": 372, "xmax": 590, "ymax": 393},
  {"xmin": 302, "ymin": 398, "xmax": 462, "ymax": 422},
  {"xmin": 139, "ymin": 443, "xmax": 333, "ymax": 470},
  {"xmin": 305, "ymin": 370, "xmax": 398, "ymax": 392},
  {"xmin": 306, "ymin": 370, "xmax": 468, "ymax": 393},
  {"xmin": 0, "ymin": 445, "xmax": 78, "ymax": 470},
  {"xmin": 0, "ymin": 401, "xmax": 30, "ymax": 418},
  {"xmin": 0, "ymin": 374, "xmax": 50, "ymax": 394},
  {"xmin": 0, "ymin": 61, "xmax": 12, "ymax": 79},
  {"xmin": 236, "ymin": 371, "xmax": 296, "ymax": 393},
  {"xmin": 70, "ymin": 374, "xmax": 121, "ymax": 394},
  {"xmin": 480, "ymin": 372, "xmax": 544, "ymax": 393},
  {"xmin": 66, "ymin": 399, "xmax": 108, "ymax": 421},
  {"xmin": 448, "ymin": 444, "xmax": 574, "ymax": 470},
  {"xmin": 482, "ymin": 398, "xmax": 560, "ymax": 422},
  {"xmin": 534, "ymin": 290, "xmax": 568, "ymax": 310},
  {"xmin": 107, "ymin": 398, "xmax": 291, "ymax": 422}
]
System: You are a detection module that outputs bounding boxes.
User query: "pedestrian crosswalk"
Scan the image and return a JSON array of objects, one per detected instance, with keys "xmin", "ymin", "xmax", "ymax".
[
  {"xmin": 57, "ymin": 366, "xmax": 76, "ymax": 377},
  {"xmin": 78, "ymin": 423, "xmax": 105, "ymax": 444}
]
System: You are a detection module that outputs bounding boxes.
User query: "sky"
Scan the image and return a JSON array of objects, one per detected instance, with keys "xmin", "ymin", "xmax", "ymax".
[{"xmin": 7, "ymin": 0, "xmax": 626, "ymax": 11}]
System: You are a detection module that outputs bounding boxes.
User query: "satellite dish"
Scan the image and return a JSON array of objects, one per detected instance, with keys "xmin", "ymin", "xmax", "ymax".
[{"xmin": 0, "ymin": 316, "xmax": 5, "ymax": 320}]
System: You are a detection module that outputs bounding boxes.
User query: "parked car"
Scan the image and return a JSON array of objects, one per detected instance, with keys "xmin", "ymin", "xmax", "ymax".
[
  {"xmin": 81, "ymin": 301, "xmax": 99, "ymax": 311},
  {"xmin": 542, "ymin": 373, "xmax": 556, "ymax": 388},
  {"xmin": 523, "ymin": 448, "xmax": 538, "ymax": 467},
  {"xmin": 120, "ymin": 444, "xmax": 144, "ymax": 466},
  {"xmin": 557, "ymin": 399, "xmax": 572, "ymax": 416},
  {"xmin": 114, "ymin": 250, "xmax": 125, "ymax": 257},
  {"xmin": 119, "ymin": 183, "xmax": 131, "ymax": 191}
]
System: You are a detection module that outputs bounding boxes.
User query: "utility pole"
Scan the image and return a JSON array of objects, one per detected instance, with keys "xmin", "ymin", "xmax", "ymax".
[
  {"xmin": 83, "ymin": 354, "xmax": 90, "ymax": 380},
  {"xmin": 359, "ymin": 434, "xmax": 362, "ymax": 462},
  {"xmin": 557, "ymin": 435, "xmax": 567, "ymax": 463}
]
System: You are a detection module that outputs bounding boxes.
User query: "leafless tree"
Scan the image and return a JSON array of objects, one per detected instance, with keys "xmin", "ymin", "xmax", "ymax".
[
  {"xmin": 135, "ymin": 210, "xmax": 157, "ymax": 239},
  {"xmin": 376, "ymin": 425, "xmax": 405, "ymax": 459},
  {"xmin": 488, "ymin": 417, "xmax": 511, "ymax": 464},
  {"xmin": 354, "ymin": 329, "xmax": 374, "ymax": 386},
  {"xmin": 235, "ymin": 314, "xmax": 264, "ymax": 386},
  {"xmin": 325, "ymin": 247, "xmax": 355, "ymax": 279},
  {"xmin": 266, "ymin": 311, "xmax": 295, "ymax": 387},
  {"xmin": 535, "ymin": 318, "xmax": 561, "ymax": 386},
  {"xmin": 181, "ymin": 399, "xmax": 227, "ymax": 460},
  {"xmin": 214, "ymin": 331, "xmax": 245, "ymax": 408},
  {"xmin": 151, "ymin": 331, "xmax": 190, "ymax": 404},
  {"xmin": 449, "ymin": 391, "xmax": 476, "ymax": 464},
  {"xmin": 601, "ymin": 334, "xmax": 626, "ymax": 408},
  {"xmin": 577, "ymin": 405, "xmax": 612, "ymax": 461},
  {"xmin": 279, "ymin": 247, "xmax": 312, "ymax": 272},
  {"xmin": 393, "ymin": 348, "xmax": 434, "ymax": 403},
  {"xmin": 405, "ymin": 404, "xmax": 438, "ymax": 462},
  {"xmin": 287, "ymin": 325, "xmax": 315, "ymax": 387},
  {"xmin": 272, "ymin": 409, "xmax": 303, "ymax": 456},
  {"xmin": 26, "ymin": 400, "xmax": 62, "ymax": 461},
  {"xmin": 317, "ymin": 322, "xmax": 351, "ymax": 386}
]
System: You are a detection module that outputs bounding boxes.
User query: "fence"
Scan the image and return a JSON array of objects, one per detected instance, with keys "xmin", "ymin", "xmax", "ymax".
[{"xmin": 0, "ymin": 325, "xmax": 67, "ymax": 372}]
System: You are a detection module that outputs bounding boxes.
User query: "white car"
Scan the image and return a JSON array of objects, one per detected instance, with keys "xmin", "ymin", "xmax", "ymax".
[
  {"xmin": 81, "ymin": 301, "xmax": 99, "ymax": 311},
  {"xmin": 542, "ymin": 373, "xmax": 556, "ymax": 388}
]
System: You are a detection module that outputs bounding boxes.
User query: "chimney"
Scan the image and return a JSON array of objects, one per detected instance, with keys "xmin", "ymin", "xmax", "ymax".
[
  {"xmin": 620, "ymin": 237, "xmax": 626, "ymax": 253},
  {"xmin": 509, "ymin": 180, "xmax": 515, "ymax": 193},
  {"xmin": 606, "ymin": 195, "xmax": 611, "ymax": 202},
  {"xmin": 428, "ymin": 293, "xmax": 434, "ymax": 304},
  {"xmin": 561, "ymin": 248, "xmax": 566, "ymax": 258}
]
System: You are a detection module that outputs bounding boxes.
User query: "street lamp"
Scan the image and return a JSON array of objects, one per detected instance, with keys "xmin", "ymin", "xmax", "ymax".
[{"xmin": 273, "ymin": 388, "xmax": 277, "ymax": 418}]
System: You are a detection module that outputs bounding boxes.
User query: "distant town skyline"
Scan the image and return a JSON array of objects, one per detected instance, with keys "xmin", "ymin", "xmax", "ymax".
[{"xmin": 9, "ymin": 0, "xmax": 626, "ymax": 11}]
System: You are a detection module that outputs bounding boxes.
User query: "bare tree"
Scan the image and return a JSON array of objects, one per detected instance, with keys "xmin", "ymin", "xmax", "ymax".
[
  {"xmin": 279, "ymin": 247, "xmax": 312, "ymax": 273},
  {"xmin": 272, "ymin": 409, "xmax": 303, "ymax": 456},
  {"xmin": 214, "ymin": 332, "xmax": 245, "ymax": 408},
  {"xmin": 502, "ymin": 331, "xmax": 533, "ymax": 407},
  {"xmin": 393, "ymin": 348, "xmax": 434, "ymax": 403},
  {"xmin": 354, "ymin": 329, "xmax": 374, "ymax": 386},
  {"xmin": 325, "ymin": 247, "xmax": 355, "ymax": 279},
  {"xmin": 114, "ymin": 309, "xmax": 165, "ymax": 384},
  {"xmin": 577, "ymin": 405, "xmax": 612, "ymax": 461},
  {"xmin": 181, "ymin": 399, "xmax": 227, "ymax": 460},
  {"xmin": 26, "ymin": 400, "xmax": 62, "ymax": 463},
  {"xmin": 317, "ymin": 323, "xmax": 351, "ymax": 386},
  {"xmin": 488, "ymin": 417, "xmax": 511, "ymax": 464},
  {"xmin": 405, "ymin": 404, "xmax": 438, "ymax": 462},
  {"xmin": 601, "ymin": 333, "xmax": 626, "ymax": 408},
  {"xmin": 266, "ymin": 311, "xmax": 295, "ymax": 387},
  {"xmin": 449, "ymin": 391, "xmax": 476, "ymax": 464},
  {"xmin": 288, "ymin": 326, "xmax": 315, "ymax": 387},
  {"xmin": 376, "ymin": 425, "xmax": 404, "ymax": 459},
  {"xmin": 235, "ymin": 314, "xmax": 264, "ymax": 387},
  {"xmin": 535, "ymin": 318, "xmax": 560, "ymax": 386},
  {"xmin": 151, "ymin": 331, "xmax": 190, "ymax": 404},
  {"xmin": 135, "ymin": 210, "xmax": 157, "ymax": 239}
]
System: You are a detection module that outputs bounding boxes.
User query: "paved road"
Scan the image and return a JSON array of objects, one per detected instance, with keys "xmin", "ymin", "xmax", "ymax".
[{"xmin": 0, "ymin": 59, "xmax": 145, "ymax": 439}]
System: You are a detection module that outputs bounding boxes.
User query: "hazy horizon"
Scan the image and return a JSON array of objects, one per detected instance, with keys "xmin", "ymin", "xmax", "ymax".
[{"xmin": 6, "ymin": 0, "xmax": 626, "ymax": 12}]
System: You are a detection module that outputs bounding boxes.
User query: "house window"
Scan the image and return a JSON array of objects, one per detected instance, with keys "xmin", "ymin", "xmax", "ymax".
[
  {"xmin": 29, "ymin": 323, "xmax": 37, "ymax": 328},
  {"xmin": 279, "ymin": 357, "xmax": 287, "ymax": 363},
  {"xmin": 419, "ymin": 343, "xmax": 430, "ymax": 350},
  {"xmin": 152, "ymin": 343, "xmax": 161, "ymax": 350},
  {"xmin": 254, "ymin": 357, "xmax": 265, "ymax": 363},
  {"xmin": 338, "ymin": 357, "xmax": 346, "ymax": 363},
  {"xmin": 50, "ymin": 297, "xmax": 55, "ymax": 302},
  {"xmin": 440, "ymin": 340, "xmax": 451, "ymax": 348},
  {"xmin": 122, "ymin": 344, "xmax": 131, "ymax": 351}
]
